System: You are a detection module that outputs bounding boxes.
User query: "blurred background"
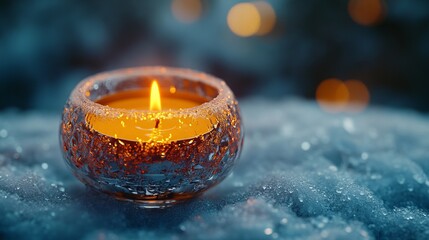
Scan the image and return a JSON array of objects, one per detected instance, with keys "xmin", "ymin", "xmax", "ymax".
[{"xmin": 0, "ymin": 0, "xmax": 428, "ymax": 112}]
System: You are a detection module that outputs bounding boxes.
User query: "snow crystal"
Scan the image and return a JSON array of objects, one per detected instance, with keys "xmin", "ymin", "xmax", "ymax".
[{"xmin": 1, "ymin": 99, "xmax": 429, "ymax": 239}]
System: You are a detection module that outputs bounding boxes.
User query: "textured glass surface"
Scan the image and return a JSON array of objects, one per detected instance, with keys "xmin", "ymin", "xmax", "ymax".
[{"xmin": 60, "ymin": 67, "xmax": 243, "ymax": 206}]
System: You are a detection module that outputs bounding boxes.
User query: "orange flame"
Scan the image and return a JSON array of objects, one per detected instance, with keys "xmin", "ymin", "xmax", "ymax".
[{"xmin": 150, "ymin": 81, "xmax": 162, "ymax": 111}]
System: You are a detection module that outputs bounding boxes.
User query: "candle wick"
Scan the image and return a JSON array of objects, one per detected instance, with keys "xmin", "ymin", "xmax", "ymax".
[{"xmin": 155, "ymin": 119, "xmax": 160, "ymax": 129}]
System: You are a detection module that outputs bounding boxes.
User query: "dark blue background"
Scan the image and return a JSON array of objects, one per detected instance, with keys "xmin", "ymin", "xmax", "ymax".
[{"xmin": 1, "ymin": 0, "xmax": 428, "ymax": 111}]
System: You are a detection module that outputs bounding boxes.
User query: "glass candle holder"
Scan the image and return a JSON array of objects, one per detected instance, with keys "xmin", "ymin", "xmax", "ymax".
[{"xmin": 60, "ymin": 67, "xmax": 243, "ymax": 207}]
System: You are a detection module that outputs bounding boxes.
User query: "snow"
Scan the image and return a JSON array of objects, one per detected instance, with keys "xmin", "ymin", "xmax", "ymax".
[{"xmin": 1, "ymin": 99, "xmax": 429, "ymax": 239}]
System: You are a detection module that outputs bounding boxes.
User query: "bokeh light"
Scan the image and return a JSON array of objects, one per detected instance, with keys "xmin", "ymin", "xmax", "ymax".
[
  {"xmin": 316, "ymin": 79, "xmax": 370, "ymax": 113},
  {"xmin": 227, "ymin": 3, "xmax": 261, "ymax": 37},
  {"xmin": 348, "ymin": 0, "xmax": 385, "ymax": 26},
  {"xmin": 253, "ymin": 1, "xmax": 276, "ymax": 36},
  {"xmin": 316, "ymin": 79, "xmax": 350, "ymax": 112},
  {"xmin": 171, "ymin": 0, "xmax": 202, "ymax": 23},
  {"xmin": 227, "ymin": 2, "xmax": 276, "ymax": 37},
  {"xmin": 344, "ymin": 80, "xmax": 370, "ymax": 112}
]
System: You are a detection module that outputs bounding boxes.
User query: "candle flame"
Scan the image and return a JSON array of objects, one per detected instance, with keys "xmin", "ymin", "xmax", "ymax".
[{"xmin": 150, "ymin": 81, "xmax": 162, "ymax": 111}]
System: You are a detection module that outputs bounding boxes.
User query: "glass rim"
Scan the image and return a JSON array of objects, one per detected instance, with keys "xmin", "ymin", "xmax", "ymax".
[{"xmin": 70, "ymin": 66, "xmax": 235, "ymax": 118}]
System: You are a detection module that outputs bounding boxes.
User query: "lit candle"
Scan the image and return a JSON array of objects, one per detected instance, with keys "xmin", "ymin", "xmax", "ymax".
[
  {"xmin": 88, "ymin": 81, "xmax": 215, "ymax": 143},
  {"xmin": 60, "ymin": 67, "xmax": 243, "ymax": 207}
]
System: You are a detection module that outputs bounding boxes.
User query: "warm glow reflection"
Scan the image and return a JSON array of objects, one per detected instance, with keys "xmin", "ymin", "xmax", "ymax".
[
  {"xmin": 253, "ymin": 1, "xmax": 276, "ymax": 35},
  {"xmin": 227, "ymin": 2, "xmax": 276, "ymax": 37},
  {"xmin": 345, "ymin": 80, "xmax": 370, "ymax": 112},
  {"xmin": 227, "ymin": 3, "xmax": 261, "ymax": 37},
  {"xmin": 150, "ymin": 81, "xmax": 162, "ymax": 111},
  {"xmin": 171, "ymin": 0, "xmax": 202, "ymax": 23},
  {"xmin": 348, "ymin": 0, "xmax": 385, "ymax": 26},
  {"xmin": 316, "ymin": 78, "xmax": 350, "ymax": 112}
]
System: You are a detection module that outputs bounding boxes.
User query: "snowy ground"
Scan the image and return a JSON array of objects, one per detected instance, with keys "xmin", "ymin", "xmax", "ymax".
[{"xmin": 1, "ymin": 99, "xmax": 429, "ymax": 239}]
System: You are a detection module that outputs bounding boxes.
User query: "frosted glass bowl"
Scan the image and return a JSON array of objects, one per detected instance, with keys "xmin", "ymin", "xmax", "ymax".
[{"xmin": 59, "ymin": 67, "xmax": 243, "ymax": 207}]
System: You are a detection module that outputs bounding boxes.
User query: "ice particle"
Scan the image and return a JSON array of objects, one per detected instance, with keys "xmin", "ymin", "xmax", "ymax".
[
  {"xmin": 0, "ymin": 129, "xmax": 8, "ymax": 138},
  {"xmin": 41, "ymin": 163, "xmax": 49, "ymax": 170},
  {"xmin": 264, "ymin": 228, "xmax": 273, "ymax": 235},
  {"xmin": 301, "ymin": 141, "xmax": 311, "ymax": 151}
]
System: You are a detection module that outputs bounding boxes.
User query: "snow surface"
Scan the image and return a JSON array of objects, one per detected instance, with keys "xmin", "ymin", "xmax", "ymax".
[{"xmin": 1, "ymin": 99, "xmax": 429, "ymax": 239}]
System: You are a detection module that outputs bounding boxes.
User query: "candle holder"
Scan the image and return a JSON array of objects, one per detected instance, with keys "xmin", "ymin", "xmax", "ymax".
[{"xmin": 60, "ymin": 67, "xmax": 243, "ymax": 207}]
